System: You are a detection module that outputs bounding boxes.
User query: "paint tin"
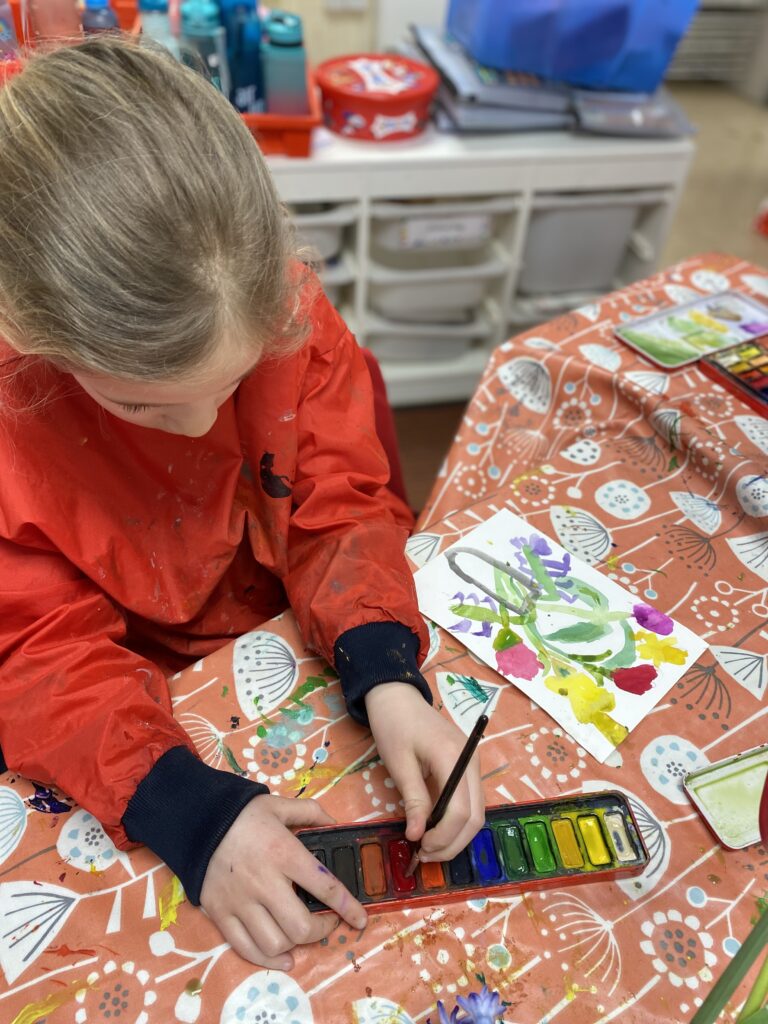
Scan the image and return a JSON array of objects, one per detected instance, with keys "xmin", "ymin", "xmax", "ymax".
[
  {"xmin": 296, "ymin": 790, "xmax": 648, "ymax": 914},
  {"xmin": 684, "ymin": 744, "xmax": 768, "ymax": 850}
]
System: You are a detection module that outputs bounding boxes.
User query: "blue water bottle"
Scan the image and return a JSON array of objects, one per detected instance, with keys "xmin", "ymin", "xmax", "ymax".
[
  {"xmin": 221, "ymin": 0, "xmax": 263, "ymax": 112},
  {"xmin": 261, "ymin": 11, "xmax": 309, "ymax": 116},
  {"xmin": 180, "ymin": 0, "xmax": 230, "ymax": 97},
  {"xmin": 232, "ymin": 16, "xmax": 265, "ymax": 113},
  {"xmin": 82, "ymin": 0, "xmax": 119, "ymax": 34}
]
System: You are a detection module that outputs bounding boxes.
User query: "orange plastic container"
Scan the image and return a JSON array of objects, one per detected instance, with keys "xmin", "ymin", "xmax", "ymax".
[
  {"xmin": 8, "ymin": 0, "xmax": 320, "ymax": 157},
  {"xmin": 240, "ymin": 70, "xmax": 320, "ymax": 157}
]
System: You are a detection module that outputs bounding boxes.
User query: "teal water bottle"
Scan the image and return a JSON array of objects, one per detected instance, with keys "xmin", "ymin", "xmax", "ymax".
[
  {"xmin": 82, "ymin": 0, "xmax": 119, "ymax": 34},
  {"xmin": 139, "ymin": 0, "xmax": 180, "ymax": 59},
  {"xmin": 181, "ymin": 0, "xmax": 230, "ymax": 97},
  {"xmin": 261, "ymin": 11, "xmax": 309, "ymax": 116}
]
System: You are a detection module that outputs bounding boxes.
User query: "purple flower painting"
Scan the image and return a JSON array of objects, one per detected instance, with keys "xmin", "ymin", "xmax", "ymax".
[{"xmin": 633, "ymin": 603, "xmax": 674, "ymax": 636}]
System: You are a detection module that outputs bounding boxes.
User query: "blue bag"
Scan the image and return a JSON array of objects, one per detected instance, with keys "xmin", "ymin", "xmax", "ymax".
[{"xmin": 446, "ymin": 0, "xmax": 700, "ymax": 93}]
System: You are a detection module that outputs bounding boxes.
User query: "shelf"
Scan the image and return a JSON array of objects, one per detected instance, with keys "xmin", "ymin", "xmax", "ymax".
[
  {"xmin": 271, "ymin": 127, "xmax": 694, "ymax": 405},
  {"xmin": 376, "ymin": 346, "xmax": 492, "ymax": 407}
]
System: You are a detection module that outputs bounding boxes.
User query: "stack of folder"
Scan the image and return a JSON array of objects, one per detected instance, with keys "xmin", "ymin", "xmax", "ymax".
[{"xmin": 412, "ymin": 25, "xmax": 693, "ymax": 139}]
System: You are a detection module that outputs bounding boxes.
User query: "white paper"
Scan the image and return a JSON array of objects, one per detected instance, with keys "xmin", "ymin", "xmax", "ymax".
[{"xmin": 415, "ymin": 509, "xmax": 707, "ymax": 763}]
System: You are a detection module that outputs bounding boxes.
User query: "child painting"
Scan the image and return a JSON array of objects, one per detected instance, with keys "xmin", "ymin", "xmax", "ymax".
[{"xmin": 0, "ymin": 36, "xmax": 484, "ymax": 970}]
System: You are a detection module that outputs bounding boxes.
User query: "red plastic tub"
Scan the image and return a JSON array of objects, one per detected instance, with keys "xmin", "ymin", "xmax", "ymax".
[
  {"xmin": 316, "ymin": 53, "xmax": 438, "ymax": 142},
  {"xmin": 7, "ymin": 0, "xmax": 320, "ymax": 157}
]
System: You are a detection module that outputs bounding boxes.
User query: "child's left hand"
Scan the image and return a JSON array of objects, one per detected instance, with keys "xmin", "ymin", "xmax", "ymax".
[{"xmin": 365, "ymin": 682, "xmax": 485, "ymax": 864}]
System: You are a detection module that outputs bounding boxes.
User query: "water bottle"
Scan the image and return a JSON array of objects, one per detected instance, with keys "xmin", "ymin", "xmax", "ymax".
[
  {"xmin": 231, "ymin": 13, "xmax": 264, "ymax": 113},
  {"xmin": 220, "ymin": 0, "xmax": 263, "ymax": 110},
  {"xmin": 261, "ymin": 11, "xmax": 309, "ymax": 116},
  {"xmin": 82, "ymin": 0, "xmax": 119, "ymax": 35},
  {"xmin": 180, "ymin": 0, "xmax": 230, "ymax": 97},
  {"xmin": 0, "ymin": 0, "xmax": 19, "ymax": 60},
  {"xmin": 29, "ymin": 0, "xmax": 81, "ymax": 40},
  {"xmin": 139, "ymin": 0, "xmax": 180, "ymax": 59}
]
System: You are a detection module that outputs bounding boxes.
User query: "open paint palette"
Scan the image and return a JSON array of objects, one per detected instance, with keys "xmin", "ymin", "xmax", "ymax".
[
  {"xmin": 700, "ymin": 338, "xmax": 768, "ymax": 415},
  {"xmin": 685, "ymin": 745, "xmax": 768, "ymax": 850},
  {"xmin": 296, "ymin": 791, "xmax": 648, "ymax": 913}
]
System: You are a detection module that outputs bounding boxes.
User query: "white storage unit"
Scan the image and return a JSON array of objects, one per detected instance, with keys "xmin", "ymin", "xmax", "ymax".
[{"xmin": 269, "ymin": 126, "xmax": 694, "ymax": 406}]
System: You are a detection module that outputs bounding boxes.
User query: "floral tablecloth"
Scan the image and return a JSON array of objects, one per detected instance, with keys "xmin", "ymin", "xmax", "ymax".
[{"xmin": 2, "ymin": 252, "xmax": 768, "ymax": 1024}]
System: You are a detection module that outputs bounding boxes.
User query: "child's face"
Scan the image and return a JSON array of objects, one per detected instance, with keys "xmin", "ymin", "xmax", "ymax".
[{"xmin": 73, "ymin": 347, "xmax": 260, "ymax": 437}]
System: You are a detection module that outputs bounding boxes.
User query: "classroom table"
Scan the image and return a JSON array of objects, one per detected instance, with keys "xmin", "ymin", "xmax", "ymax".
[{"xmin": 1, "ymin": 252, "xmax": 767, "ymax": 1024}]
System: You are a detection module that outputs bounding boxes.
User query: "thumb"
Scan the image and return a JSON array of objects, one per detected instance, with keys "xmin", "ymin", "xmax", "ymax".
[
  {"xmin": 389, "ymin": 756, "xmax": 432, "ymax": 843},
  {"xmin": 268, "ymin": 796, "xmax": 336, "ymax": 830}
]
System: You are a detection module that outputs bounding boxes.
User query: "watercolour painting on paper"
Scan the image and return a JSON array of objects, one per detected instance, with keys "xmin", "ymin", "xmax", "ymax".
[{"xmin": 414, "ymin": 509, "xmax": 706, "ymax": 763}]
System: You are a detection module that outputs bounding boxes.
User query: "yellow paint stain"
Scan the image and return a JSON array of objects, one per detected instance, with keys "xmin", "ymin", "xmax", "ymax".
[
  {"xmin": 292, "ymin": 764, "xmax": 340, "ymax": 792},
  {"xmin": 510, "ymin": 469, "xmax": 536, "ymax": 489},
  {"xmin": 159, "ymin": 874, "xmax": 186, "ymax": 931},
  {"xmin": 11, "ymin": 978, "xmax": 94, "ymax": 1024},
  {"xmin": 352, "ymin": 1001, "xmax": 409, "ymax": 1024},
  {"xmin": 566, "ymin": 982, "xmax": 598, "ymax": 1001}
]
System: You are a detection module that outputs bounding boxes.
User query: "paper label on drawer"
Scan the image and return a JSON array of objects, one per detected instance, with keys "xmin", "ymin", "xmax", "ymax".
[{"xmin": 401, "ymin": 215, "xmax": 492, "ymax": 251}]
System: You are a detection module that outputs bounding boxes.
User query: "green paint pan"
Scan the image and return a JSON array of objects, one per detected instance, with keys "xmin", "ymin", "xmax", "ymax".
[{"xmin": 684, "ymin": 745, "xmax": 768, "ymax": 850}]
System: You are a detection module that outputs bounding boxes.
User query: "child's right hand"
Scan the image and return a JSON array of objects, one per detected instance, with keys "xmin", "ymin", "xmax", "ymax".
[{"xmin": 199, "ymin": 794, "xmax": 367, "ymax": 970}]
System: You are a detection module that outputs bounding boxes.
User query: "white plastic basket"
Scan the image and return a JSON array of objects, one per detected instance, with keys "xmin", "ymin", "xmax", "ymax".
[
  {"xmin": 368, "ymin": 251, "xmax": 507, "ymax": 322},
  {"xmin": 292, "ymin": 203, "xmax": 358, "ymax": 262},
  {"xmin": 518, "ymin": 189, "xmax": 669, "ymax": 294},
  {"xmin": 370, "ymin": 196, "xmax": 519, "ymax": 255},
  {"xmin": 364, "ymin": 310, "xmax": 493, "ymax": 363}
]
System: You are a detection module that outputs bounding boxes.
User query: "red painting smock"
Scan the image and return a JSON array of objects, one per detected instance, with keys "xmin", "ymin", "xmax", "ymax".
[{"xmin": 0, "ymin": 283, "xmax": 431, "ymax": 902}]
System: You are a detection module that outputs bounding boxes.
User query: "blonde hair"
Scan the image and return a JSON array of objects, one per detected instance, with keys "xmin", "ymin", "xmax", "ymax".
[{"xmin": 0, "ymin": 34, "xmax": 308, "ymax": 382}]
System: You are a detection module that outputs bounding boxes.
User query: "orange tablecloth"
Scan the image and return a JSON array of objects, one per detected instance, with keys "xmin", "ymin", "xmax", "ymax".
[{"xmin": 2, "ymin": 253, "xmax": 767, "ymax": 1024}]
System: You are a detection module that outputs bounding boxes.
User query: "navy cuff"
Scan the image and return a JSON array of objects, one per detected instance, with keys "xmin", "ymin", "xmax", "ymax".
[
  {"xmin": 334, "ymin": 621, "xmax": 432, "ymax": 726},
  {"xmin": 122, "ymin": 746, "xmax": 268, "ymax": 905}
]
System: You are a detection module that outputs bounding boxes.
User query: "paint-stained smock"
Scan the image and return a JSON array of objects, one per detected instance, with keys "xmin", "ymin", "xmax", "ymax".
[{"xmin": 0, "ymin": 283, "xmax": 431, "ymax": 903}]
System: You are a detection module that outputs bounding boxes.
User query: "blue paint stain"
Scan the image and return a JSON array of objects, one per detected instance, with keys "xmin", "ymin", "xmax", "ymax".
[{"xmin": 471, "ymin": 828, "xmax": 503, "ymax": 882}]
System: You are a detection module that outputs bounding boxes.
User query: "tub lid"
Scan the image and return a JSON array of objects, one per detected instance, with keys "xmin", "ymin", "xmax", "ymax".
[{"xmin": 316, "ymin": 53, "xmax": 439, "ymax": 101}]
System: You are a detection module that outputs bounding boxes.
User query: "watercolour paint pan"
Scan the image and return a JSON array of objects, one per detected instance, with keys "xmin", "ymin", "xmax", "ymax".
[
  {"xmin": 700, "ymin": 338, "xmax": 768, "ymax": 416},
  {"xmin": 684, "ymin": 745, "xmax": 768, "ymax": 850},
  {"xmin": 295, "ymin": 790, "xmax": 648, "ymax": 914}
]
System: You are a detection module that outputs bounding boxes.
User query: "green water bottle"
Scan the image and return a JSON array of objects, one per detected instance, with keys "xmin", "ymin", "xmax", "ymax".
[{"xmin": 261, "ymin": 10, "xmax": 309, "ymax": 116}]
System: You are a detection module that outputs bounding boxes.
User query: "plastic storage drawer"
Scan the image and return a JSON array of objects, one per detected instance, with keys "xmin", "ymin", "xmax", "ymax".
[
  {"xmin": 517, "ymin": 189, "xmax": 668, "ymax": 295},
  {"xmin": 364, "ymin": 312, "xmax": 492, "ymax": 363},
  {"xmin": 370, "ymin": 197, "xmax": 518, "ymax": 256},
  {"xmin": 368, "ymin": 253, "xmax": 506, "ymax": 322},
  {"xmin": 292, "ymin": 203, "xmax": 357, "ymax": 262}
]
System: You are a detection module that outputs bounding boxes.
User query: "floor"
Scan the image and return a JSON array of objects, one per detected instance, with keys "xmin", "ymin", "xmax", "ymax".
[{"xmin": 393, "ymin": 82, "xmax": 768, "ymax": 513}]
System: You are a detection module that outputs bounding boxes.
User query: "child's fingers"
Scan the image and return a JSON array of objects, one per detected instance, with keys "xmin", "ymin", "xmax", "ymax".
[
  {"xmin": 270, "ymin": 795, "xmax": 336, "ymax": 830},
  {"xmin": 263, "ymin": 882, "xmax": 341, "ymax": 946},
  {"xmin": 421, "ymin": 755, "xmax": 485, "ymax": 862},
  {"xmin": 219, "ymin": 914, "xmax": 294, "ymax": 971},
  {"xmin": 291, "ymin": 846, "xmax": 368, "ymax": 930},
  {"xmin": 238, "ymin": 904, "xmax": 297, "ymax": 960},
  {"xmin": 386, "ymin": 754, "xmax": 432, "ymax": 842}
]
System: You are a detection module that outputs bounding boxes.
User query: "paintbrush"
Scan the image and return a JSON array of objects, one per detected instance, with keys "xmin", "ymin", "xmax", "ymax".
[{"xmin": 404, "ymin": 712, "xmax": 489, "ymax": 878}]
